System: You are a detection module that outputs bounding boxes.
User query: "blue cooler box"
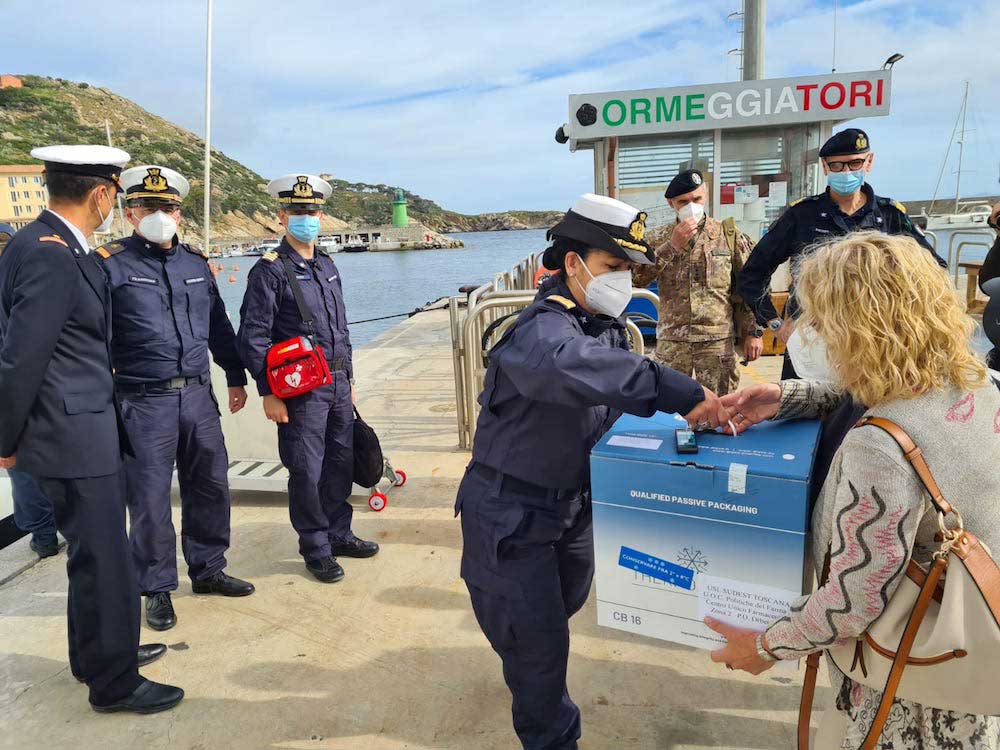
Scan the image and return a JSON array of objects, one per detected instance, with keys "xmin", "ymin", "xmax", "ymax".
[{"xmin": 590, "ymin": 412, "xmax": 821, "ymax": 650}]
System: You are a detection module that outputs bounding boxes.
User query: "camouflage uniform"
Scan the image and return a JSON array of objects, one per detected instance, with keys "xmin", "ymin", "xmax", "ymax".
[{"xmin": 633, "ymin": 216, "xmax": 756, "ymax": 396}]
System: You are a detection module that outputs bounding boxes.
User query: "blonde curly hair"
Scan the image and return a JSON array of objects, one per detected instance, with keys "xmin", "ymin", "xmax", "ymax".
[{"xmin": 796, "ymin": 231, "xmax": 986, "ymax": 406}]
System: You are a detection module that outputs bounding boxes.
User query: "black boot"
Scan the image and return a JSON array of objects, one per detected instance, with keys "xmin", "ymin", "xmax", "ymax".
[
  {"xmin": 305, "ymin": 556, "xmax": 345, "ymax": 583},
  {"xmin": 329, "ymin": 532, "xmax": 380, "ymax": 559},
  {"xmin": 191, "ymin": 572, "xmax": 255, "ymax": 597},
  {"xmin": 145, "ymin": 593, "xmax": 176, "ymax": 631},
  {"xmin": 29, "ymin": 536, "xmax": 60, "ymax": 558},
  {"xmin": 74, "ymin": 644, "xmax": 168, "ymax": 682}
]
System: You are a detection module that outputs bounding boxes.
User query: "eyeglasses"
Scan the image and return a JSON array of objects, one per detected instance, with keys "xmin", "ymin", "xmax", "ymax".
[
  {"xmin": 825, "ymin": 157, "xmax": 868, "ymax": 173},
  {"xmin": 286, "ymin": 208, "xmax": 321, "ymax": 216},
  {"xmin": 130, "ymin": 202, "xmax": 181, "ymax": 214}
]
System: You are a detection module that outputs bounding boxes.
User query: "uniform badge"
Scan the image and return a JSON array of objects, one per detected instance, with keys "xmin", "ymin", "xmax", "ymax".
[
  {"xmin": 692, "ymin": 172, "xmax": 702, "ymax": 186},
  {"xmin": 292, "ymin": 176, "xmax": 314, "ymax": 199},
  {"xmin": 856, "ymin": 133, "xmax": 868, "ymax": 150},
  {"xmin": 143, "ymin": 168, "xmax": 169, "ymax": 193},
  {"xmin": 628, "ymin": 212, "xmax": 647, "ymax": 242}
]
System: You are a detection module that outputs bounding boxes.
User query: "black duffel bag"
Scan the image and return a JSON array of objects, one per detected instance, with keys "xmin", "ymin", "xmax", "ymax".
[{"xmin": 353, "ymin": 408, "xmax": 384, "ymax": 488}]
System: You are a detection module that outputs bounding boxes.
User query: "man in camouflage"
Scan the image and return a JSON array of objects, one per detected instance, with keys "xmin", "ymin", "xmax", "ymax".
[{"xmin": 633, "ymin": 170, "xmax": 763, "ymax": 395}]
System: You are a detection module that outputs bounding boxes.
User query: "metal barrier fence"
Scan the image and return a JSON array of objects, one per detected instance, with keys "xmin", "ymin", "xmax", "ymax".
[{"xmin": 450, "ymin": 254, "xmax": 659, "ymax": 449}]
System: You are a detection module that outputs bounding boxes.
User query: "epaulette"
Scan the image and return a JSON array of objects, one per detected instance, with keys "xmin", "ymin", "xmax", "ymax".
[
  {"xmin": 789, "ymin": 194, "xmax": 821, "ymax": 208},
  {"xmin": 874, "ymin": 196, "xmax": 906, "ymax": 214},
  {"xmin": 184, "ymin": 244, "xmax": 209, "ymax": 259},
  {"xmin": 262, "ymin": 250, "xmax": 279, "ymax": 262},
  {"xmin": 545, "ymin": 295, "xmax": 576, "ymax": 310},
  {"xmin": 94, "ymin": 240, "xmax": 126, "ymax": 259},
  {"xmin": 894, "ymin": 200, "xmax": 907, "ymax": 214},
  {"xmin": 38, "ymin": 234, "xmax": 69, "ymax": 247}
]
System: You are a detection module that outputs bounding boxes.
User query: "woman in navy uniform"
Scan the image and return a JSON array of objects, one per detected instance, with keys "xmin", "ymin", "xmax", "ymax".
[
  {"xmin": 457, "ymin": 194, "xmax": 728, "ymax": 750},
  {"xmin": 238, "ymin": 174, "xmax": 378, "ymax": 584},
  {"xmin": 96, "ymin": 165, "xmax": 255, "ymax": 632}
]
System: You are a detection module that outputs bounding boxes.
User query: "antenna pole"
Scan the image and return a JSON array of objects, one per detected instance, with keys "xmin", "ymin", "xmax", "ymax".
[
  {"xmin": 954, "ymin": 80, "xmax": 969, "ymax": 214},
  {"xmin": 203, "ymin": 0, "xmax": 213, "ymax": 255},
  {"xmin": 104, "ymin": 119, "xmax": 126, "ymax": 236},
  {"xmin": 831, "ymin": 0, "xmax": 838, "ymax": 72}
]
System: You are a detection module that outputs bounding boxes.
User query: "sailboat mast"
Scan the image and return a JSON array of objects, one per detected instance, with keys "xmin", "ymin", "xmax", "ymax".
[{"xmin": 954, "ymin": 80, "xmax": 969, "ymax": 214}]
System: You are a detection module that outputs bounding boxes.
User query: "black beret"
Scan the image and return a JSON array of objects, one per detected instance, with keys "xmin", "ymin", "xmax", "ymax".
[
  {"xmin": 664, "ymin": 169, "xmax": 704, "ymax": 199},
  {"xmin": 820, "ymin": 128, "xmax": 870, "ymax": 158}
]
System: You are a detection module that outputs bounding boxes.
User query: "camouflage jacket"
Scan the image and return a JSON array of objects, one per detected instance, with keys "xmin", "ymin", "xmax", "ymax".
[{"xmin": 632, "ymin": 216, "xmax": 756, "ymax": 343}]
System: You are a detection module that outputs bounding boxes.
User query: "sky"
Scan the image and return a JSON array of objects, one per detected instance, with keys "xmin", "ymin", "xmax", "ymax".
[{"xmin": 1, "ymin": 0, "xmax": 997, "ymax": 214}]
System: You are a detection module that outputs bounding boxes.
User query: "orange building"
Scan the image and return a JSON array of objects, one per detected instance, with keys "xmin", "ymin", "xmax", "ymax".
[
  {"xmin": 0, "ymin": 165, "xmax": 48, "ymax": 230},
  {"xmin": 0, "ymin": 75, "xmax": 23, "ymax": 89}
]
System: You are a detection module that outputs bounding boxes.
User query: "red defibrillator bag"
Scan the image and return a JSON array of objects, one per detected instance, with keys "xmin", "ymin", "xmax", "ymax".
[{"xmin": 265, "ymin": 254, "xmax": 333, "ymax": 399}]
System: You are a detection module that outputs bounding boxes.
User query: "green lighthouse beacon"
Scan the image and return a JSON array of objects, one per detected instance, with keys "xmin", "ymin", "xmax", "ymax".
[{"xmin": 391, "ymin": 188, "xmax": 409, "ymax": 227}]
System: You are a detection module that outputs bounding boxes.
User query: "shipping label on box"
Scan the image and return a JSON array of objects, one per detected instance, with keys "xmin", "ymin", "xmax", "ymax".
[{"xmin": 590, "ymin": 412, "xmax": 821, "ymax": 650}]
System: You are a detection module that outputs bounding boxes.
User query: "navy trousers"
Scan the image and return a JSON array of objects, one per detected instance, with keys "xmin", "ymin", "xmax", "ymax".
[
  {"xmin": 9, "ymin": 466, "xmax": 57, "ymax": 545},
  {"xmin": 277, "ymin": 373, "xmax": 355, "ymax": 562},
  {"xmin": 37, "ymin": 472, "xmax": 143, "ymax": 705},
  {"xmin": 457, "ymin": 464, "xmax": 594, "ymax": 750},
  {"xmin": 121, "ymin": 381, "xmax": 231, "ymax": 594}
]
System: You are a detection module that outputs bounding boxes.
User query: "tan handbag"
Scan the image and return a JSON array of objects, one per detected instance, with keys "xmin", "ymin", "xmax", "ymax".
[{"xmin": 798, "ymin": 417, "xmax": 1000, "ymax": 750}]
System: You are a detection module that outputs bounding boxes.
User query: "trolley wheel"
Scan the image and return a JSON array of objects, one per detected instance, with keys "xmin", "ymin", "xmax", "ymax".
[
  {"xmin": 393, "ymin": 470, "xmax": 407, "ymax": 487},
  {"xmin": 368, "ymin": 492, "xmax": 388, "ymax": 512}
]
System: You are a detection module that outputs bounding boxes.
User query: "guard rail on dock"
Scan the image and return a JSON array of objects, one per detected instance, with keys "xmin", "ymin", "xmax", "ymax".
[{"xmin": 450, "ymin": 254, "xmax": 657, "ymax": 449}]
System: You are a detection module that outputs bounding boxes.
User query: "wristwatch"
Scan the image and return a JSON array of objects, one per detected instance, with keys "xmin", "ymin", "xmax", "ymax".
[
  {"xmin": 767, "ymin": 318, "xmax": 783, "ymax": 332},
  {"xmin": 750, "ymin": 326, "xmax": 765, "ymax": 338}
]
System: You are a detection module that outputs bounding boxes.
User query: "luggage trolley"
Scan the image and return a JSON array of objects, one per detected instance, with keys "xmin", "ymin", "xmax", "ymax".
[{"xmin": 365, "ymin": 458, "xmax": 406, "ymax": 512}]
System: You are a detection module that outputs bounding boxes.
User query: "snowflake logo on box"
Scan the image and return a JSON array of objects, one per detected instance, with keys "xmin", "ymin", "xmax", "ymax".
[{"xmin": 677, "ymin": 546, "xmax": 709, "ymax": 589}]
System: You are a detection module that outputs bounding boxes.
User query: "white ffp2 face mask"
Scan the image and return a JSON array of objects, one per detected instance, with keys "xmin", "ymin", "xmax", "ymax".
[
  {"xmin": 94, "ymin": 191, "xmax": 115, "ymax": 233},
  {"xmin": 677, "ymin": 202, "xmax": 705, "ymax": 223},
  {"xmin": 137, "ymin": 211, "xmax": 178, "ymax": 244},
  {"xmin": 786, "ymin": 325, "xmax": 835, "ymax": 382},
  {"xmin": 572, "ymin": 254, "xmax": 633, "ymax": 318}
]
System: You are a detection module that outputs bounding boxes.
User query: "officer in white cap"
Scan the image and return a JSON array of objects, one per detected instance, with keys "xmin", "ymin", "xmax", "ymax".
[
  {"xmin": 238, "ymin": 174, "xmax": 379, "ymax": 583},
  {"xmin": 0, "ymin": 145, "xmax": 183, "ymax": 713},
  {"xmin": 457, "ymin": 193, "xmax": 727, "ymax": 749},
  {"xmin": 94, "ymin": 165, "xmax": 254, "ymax": 632}
]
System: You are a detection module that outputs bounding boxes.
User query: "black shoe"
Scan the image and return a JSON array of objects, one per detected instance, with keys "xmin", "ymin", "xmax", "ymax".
[
  {"xmin": 329, "ymin": 533, "xmax": 380, "ymax": 559},
  {"xmin": 191, "ymin": 571, "xmax": 255, "ymax": 597},
  {"xmin": 29, "ymin": 537, "xmax": 59, "ymax": 558},
  {"xmin": 138, "ymin": 643, "xmax": 167, "ymax": 668},
  {"xmin": 74, "ymin": 644, "xmax": 167, "ymax": 683},
  {"xmin": 305, "ymin": 556, "xmax": 345, "ymax": 583},
  {"xmin": 90, "ymin": 679, "xmax": 184, "ymax": 714},
  {"xmin": 145, "ymin": 593, "xmax": 176, "ymax": 631}
]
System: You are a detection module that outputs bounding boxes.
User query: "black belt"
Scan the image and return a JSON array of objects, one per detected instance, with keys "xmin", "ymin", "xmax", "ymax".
[
  {"xmin": 116, "ymin": 373, "xmax": 208, "ymax": 395},
  {"xmin": 470, "ymin": 462, "xmax": 580, "ymax": 501}
]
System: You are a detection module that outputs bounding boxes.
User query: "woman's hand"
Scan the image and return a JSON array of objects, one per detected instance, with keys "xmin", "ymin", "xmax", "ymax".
[
  {"xmin": 705, "ymin": 617, "xmax": 775, "ymax": 675},
  {"xmin": 720, "ymin": 383, "xmax": 781, "ymax": 434}
]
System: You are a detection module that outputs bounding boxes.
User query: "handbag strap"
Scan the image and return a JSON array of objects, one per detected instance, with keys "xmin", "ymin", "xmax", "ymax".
[
  {"xmin": 856, "ymin": 416, "xmax": 953, "ymax": 516},
  {"xmin": 798, "ymin": 554, "xmax": 830, "ymax": 750},
  {"xmin": 279, "ymin": 254, "xmax": 317, "ymax": 338}
]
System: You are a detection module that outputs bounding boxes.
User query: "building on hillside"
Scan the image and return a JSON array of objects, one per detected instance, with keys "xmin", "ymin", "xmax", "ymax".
[
  {"xmin": 0, "ymin": 165, "xmax": 48, "ymax": 230},
  {"xmin": 0, "ymin": 75, "xmax": 23, "ymax": 89}
]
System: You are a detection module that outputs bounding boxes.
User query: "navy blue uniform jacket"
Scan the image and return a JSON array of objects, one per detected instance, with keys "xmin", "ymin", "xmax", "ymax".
[{"xmin": 0, "ymin": 211, "xmax": 131, "ymax": 477}]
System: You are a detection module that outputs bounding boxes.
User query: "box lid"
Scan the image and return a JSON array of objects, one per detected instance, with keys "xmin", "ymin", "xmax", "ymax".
[{"xmin": 592, "ymin": 412, "xmax": 821, "ymax": 481}]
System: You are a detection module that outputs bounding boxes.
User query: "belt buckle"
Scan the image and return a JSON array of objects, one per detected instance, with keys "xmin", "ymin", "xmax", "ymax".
[{"xmin": 168, "ymin": 377, "xmax": 186, "ymax": 389}]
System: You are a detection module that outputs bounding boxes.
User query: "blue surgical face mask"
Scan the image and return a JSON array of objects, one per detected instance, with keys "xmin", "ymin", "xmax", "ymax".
[
  {"xmin": 287, "ymin": 214, "xmax": 320, "ymax": 243},
  {"xmin": 827, "ymin": 169, "xmax": 865, "ymax": 196}
]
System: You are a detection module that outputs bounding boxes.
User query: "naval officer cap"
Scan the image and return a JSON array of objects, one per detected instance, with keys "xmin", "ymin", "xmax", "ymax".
[
  {"xmin": 30, "ymin": 144, "xmax": 130, "ymax": 192},
  {"xmin": 120, "ymin": 165, "xmax": 190, "ymax": 205},
  {"xmin": 267, "ymin": 174, "xmax": 332, "ymax": 208},
  {"xmin": 820, "ymin": 128, "xmax": 871, "ymax": 158},
  {"xmin": 664, "ymin": 169, "xmax": 704, "ymax": 199},
  {"xmin": 547, "ymin": 193, "xmax": 655, "ymax": 265}
]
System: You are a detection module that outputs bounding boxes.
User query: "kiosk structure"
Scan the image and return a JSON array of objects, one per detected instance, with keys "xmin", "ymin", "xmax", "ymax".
[{"xmin": 560, "ymin": 70, "xmax": 893, "ymax": 241}]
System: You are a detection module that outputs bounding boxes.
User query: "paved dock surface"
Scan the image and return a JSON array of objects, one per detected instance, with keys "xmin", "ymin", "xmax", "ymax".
[{"xmin": 0, "ymin": 310, "xmax": 827, "ymax": 750}]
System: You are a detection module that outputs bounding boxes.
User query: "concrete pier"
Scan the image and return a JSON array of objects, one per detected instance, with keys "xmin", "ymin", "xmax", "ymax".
[{"xmin": 0, "ymin": 310, "xmax": 826, "ymax": 750}]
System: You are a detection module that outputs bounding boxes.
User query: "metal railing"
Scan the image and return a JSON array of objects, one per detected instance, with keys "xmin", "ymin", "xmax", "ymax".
[{"xmin": 450, "ymin": 254, "xmax": 658, "ymax": 449}]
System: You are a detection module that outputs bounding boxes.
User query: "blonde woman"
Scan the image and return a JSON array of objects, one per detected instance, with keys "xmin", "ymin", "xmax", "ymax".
[{"xmin": 707, "ymin": 231, "xmax": 1000, "ymax": 749}]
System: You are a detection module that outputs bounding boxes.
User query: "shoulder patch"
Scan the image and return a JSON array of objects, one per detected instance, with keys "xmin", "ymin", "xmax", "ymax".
[
  {"xmin": 94, "ymin": 240, "xmax": 126, "ymax": 259},
  {"xmin": 184, "ymin": 244, "xmax": 209, "ymax": 259},
  {"xmin": 893, "ymin": 200, "xmax": 907, "ymax": 214},
  {"xmin": 38, "ymin": 234, "xmax": 69, "ymax": 248},
  {"xmin": 262, "ymin": 250, "xmax": 278, "ymax": 262},
  {"xmin": 545, "ymin": 294, "xmax": 576, "ymax": 311},
  {"xmin": 789, "ymin": 194, "xmax": 820, "ymax": 208}
]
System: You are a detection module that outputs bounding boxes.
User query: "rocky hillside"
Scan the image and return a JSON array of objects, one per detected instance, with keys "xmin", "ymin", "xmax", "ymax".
[{"xmin": 0, "ymin": 76, "xmax": 558, "ymax": 239}]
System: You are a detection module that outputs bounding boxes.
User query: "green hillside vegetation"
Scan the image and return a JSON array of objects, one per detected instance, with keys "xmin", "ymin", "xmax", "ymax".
[{"xmin": 0, "ymin": 76, "xmax": 560, "ymax": 235}]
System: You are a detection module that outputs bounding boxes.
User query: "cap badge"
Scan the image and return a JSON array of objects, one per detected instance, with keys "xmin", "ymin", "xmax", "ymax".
[
  {"xmin": 856, "ymin": 133, "xmax": 868, "ymax": 150},
  {"xmin": 628, "ymin": 212, "xmax": 647, "ymax": 242},
  {"xmin": 292, "ymin": 175, "xmax": 314, "ymax": 199},
  {"xmin": 692, "ymin": 172, "xmax": 703, "ymax": 186},
  {"xmin": 143, "ymin": 168, "xmax": 168, "ymax": 192}
]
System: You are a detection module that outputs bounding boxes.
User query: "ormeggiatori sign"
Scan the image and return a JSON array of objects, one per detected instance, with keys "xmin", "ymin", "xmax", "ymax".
[{"xmin": 565, "ymin": 71, "xmax": 891, "ymax": 140}]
